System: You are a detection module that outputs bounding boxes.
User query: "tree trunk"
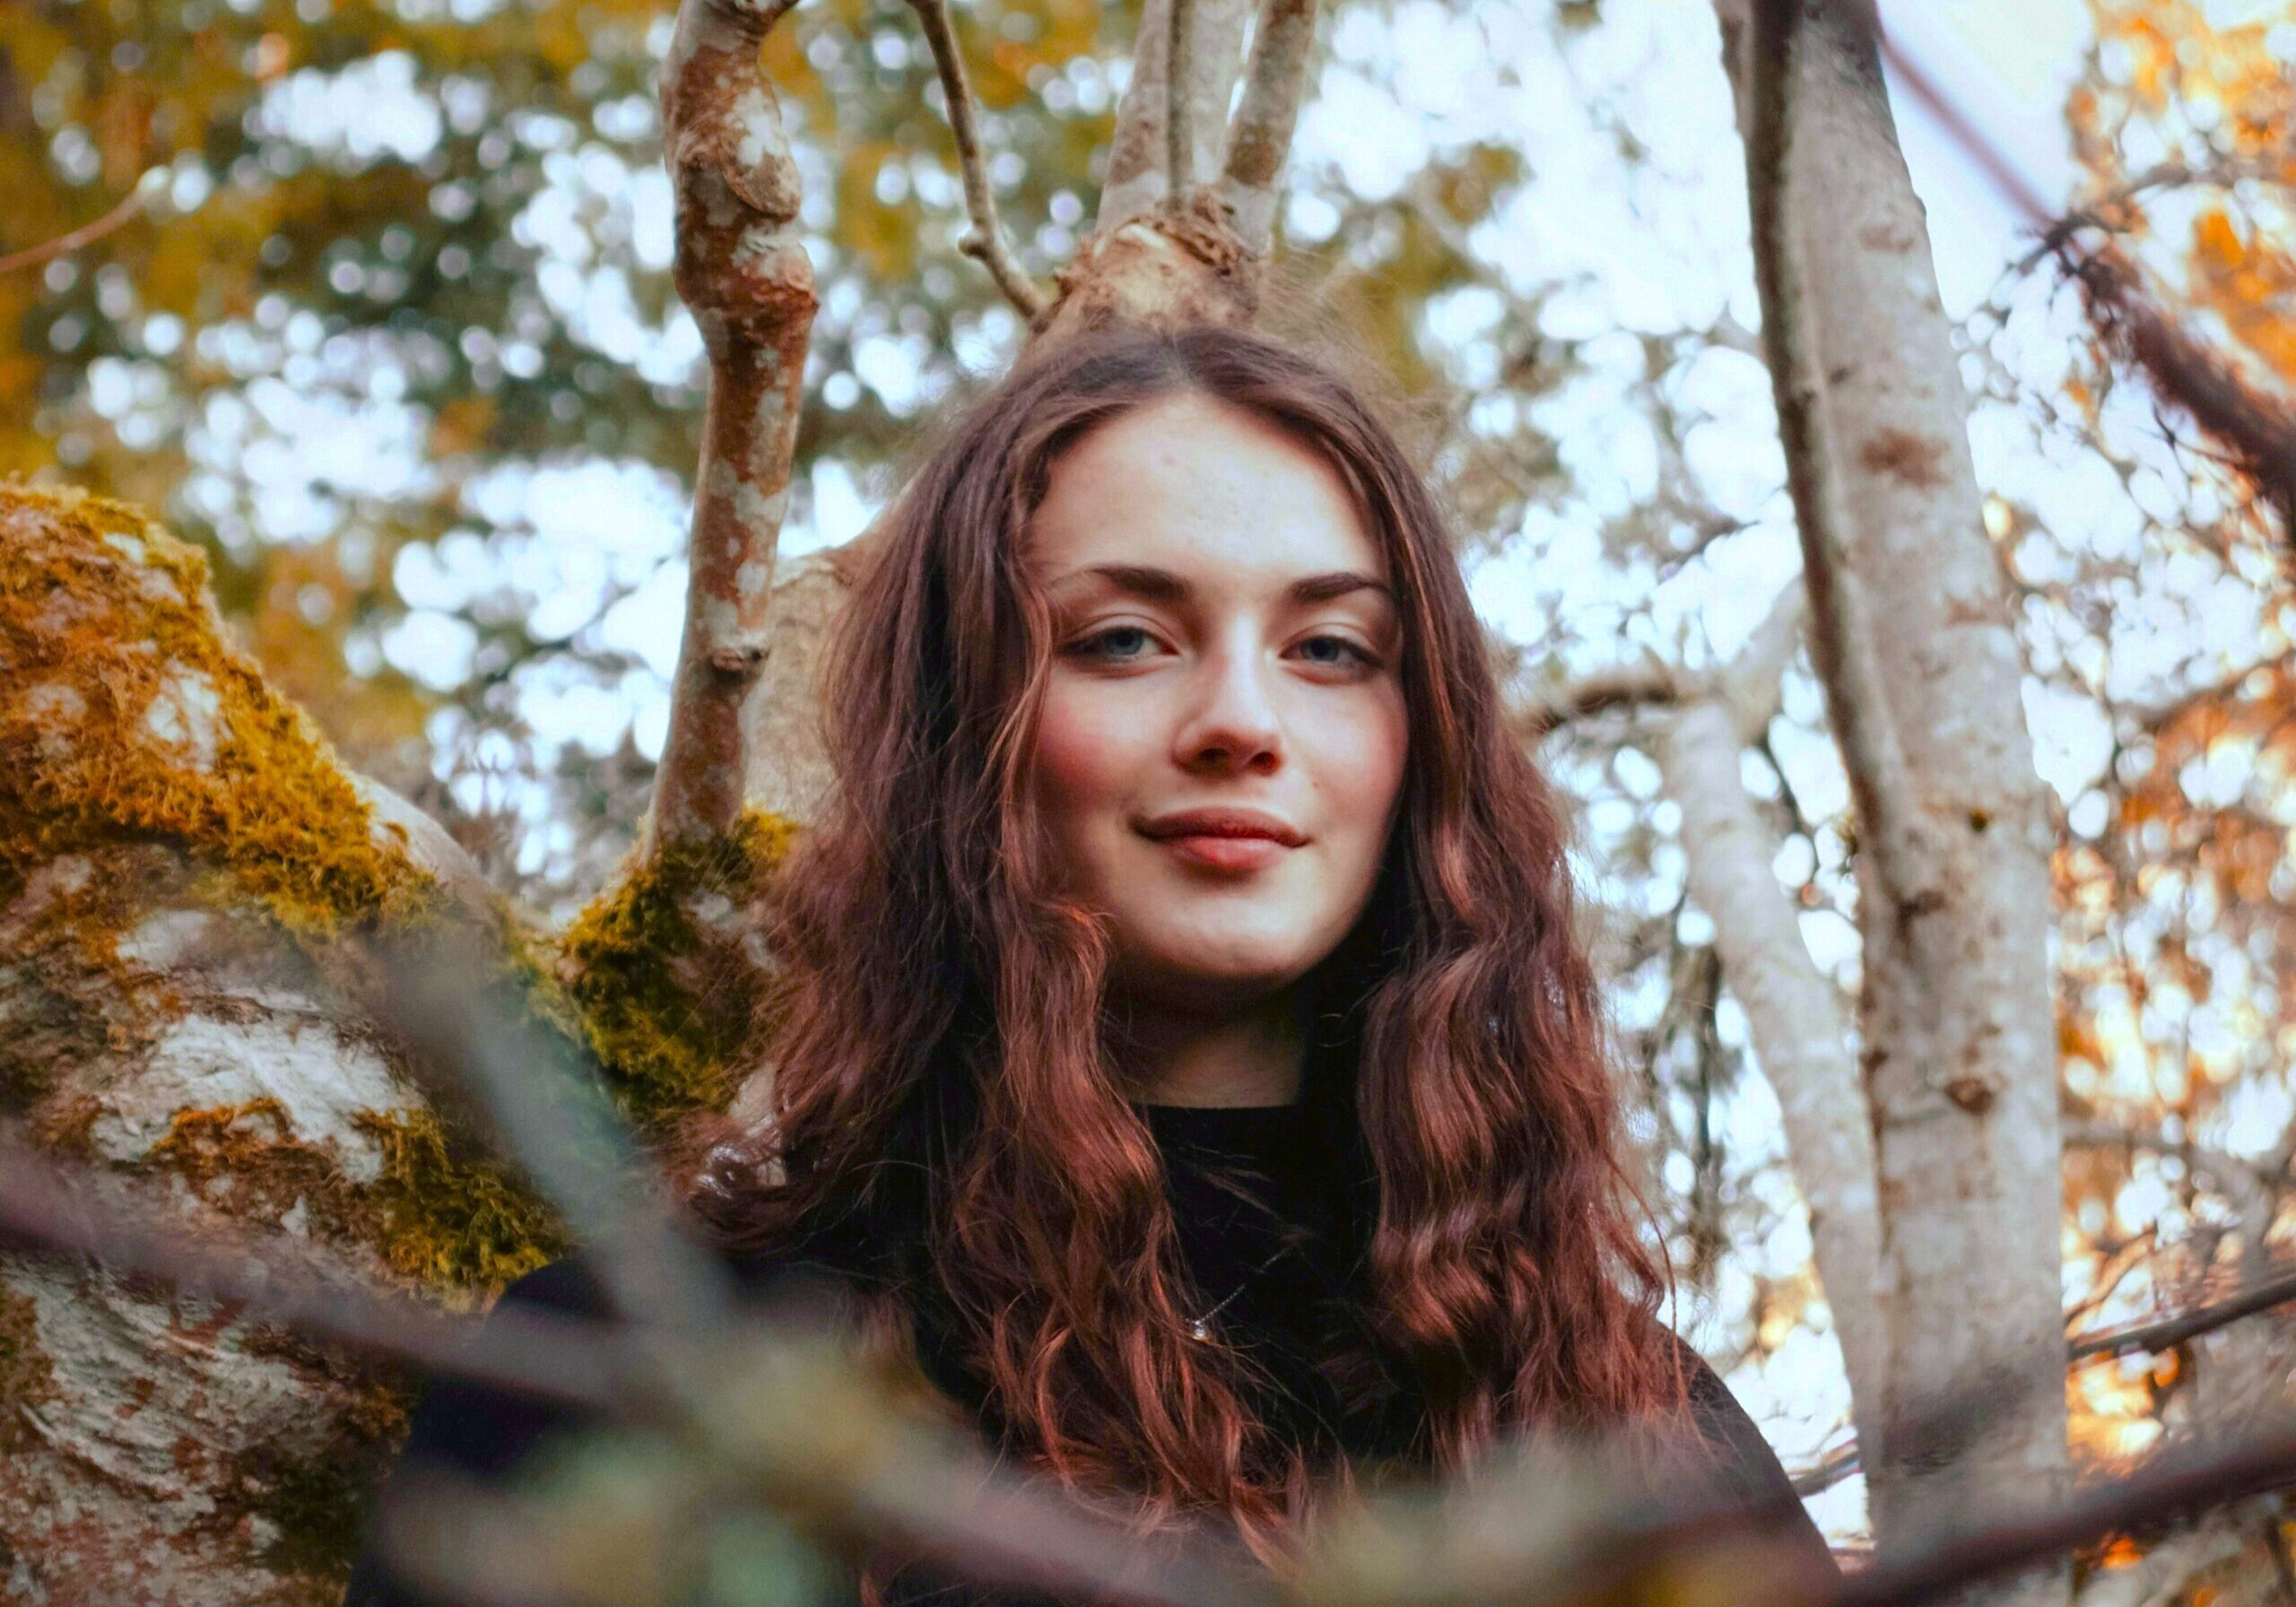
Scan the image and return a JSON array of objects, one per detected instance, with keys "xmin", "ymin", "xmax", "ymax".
[
  {"xmin": 1657, "ymin": 590, "xmax": 1886, "ymax": 1440},
  {"xmin": 1724, "ymin": 0, "xmax": 2068, "ymax": 1584},
  {"xmin": 0, "ymin": 485, "xmax": 568, "ymax": 1605}
]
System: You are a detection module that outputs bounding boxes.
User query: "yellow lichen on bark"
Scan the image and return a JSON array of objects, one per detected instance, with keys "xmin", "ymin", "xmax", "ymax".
[
  {"xmin": 136, "ymin": 1098, "xmax": 565, "ymax": 1303},
  {"xmin": 0, "ymin": 481, "xmax": 571, "ymax": 1302},
  {"xmin": 0, "ymin": 481, "xmax": 438, "ymax": 939}
]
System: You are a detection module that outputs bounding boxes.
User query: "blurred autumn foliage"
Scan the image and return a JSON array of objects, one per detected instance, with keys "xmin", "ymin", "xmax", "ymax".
[{"xmin": 1970, "ymin": 0, "xmax": 2296, "ymax": 1498}]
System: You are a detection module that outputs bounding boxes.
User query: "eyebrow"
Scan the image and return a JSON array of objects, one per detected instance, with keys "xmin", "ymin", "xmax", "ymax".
[{"xmin": 1047, "ymin": 562, "xmax": 1395, "ymax": 608}]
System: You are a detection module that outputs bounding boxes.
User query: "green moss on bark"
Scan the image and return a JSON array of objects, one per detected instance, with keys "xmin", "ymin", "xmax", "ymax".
[
  {"xmin": 354, "ymin": 1107, "xmax": 569, "ymax": 1304},
  {"xmin": 558, "ymin": 807, "xmax": 798, "ymax": 1132}
]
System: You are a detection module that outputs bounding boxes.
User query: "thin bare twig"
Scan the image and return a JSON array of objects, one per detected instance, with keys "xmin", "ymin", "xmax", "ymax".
[
  {"xmin": 905, "ymin": 0, "xmax": 1049, "ymax": 319},
  {"xmin": 0, "ymin": 170, "xmax": 161, "ymax": 275},
  {"xmin": 2013, "ymin": 157, "xmax": 2292, "ymax": 278},
  {"xmin": 1789, "ymin": 1264, "xmax": 2296, "ymax": 1496},
  {"xmin": 2067, "ymin": 1264, "xmax": 2296, "ymax": 1363}
]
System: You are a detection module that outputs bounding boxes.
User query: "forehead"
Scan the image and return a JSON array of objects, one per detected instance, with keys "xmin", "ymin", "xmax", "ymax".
[{"xmin": 1023, "ymin": 391, "xmax": 1388, "ymax": 591}]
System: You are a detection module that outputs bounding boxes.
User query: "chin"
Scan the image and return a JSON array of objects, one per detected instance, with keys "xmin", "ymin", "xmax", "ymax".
[{"xmin": 1109, "ymin": 933, "xmax": 1316, "ymax": 1003}]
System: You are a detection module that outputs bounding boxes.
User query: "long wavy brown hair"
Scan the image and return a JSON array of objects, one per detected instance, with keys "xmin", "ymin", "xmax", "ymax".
[{"xmin": 686, "ymin": 322, "xmax": 1692, "ymax": 1565}]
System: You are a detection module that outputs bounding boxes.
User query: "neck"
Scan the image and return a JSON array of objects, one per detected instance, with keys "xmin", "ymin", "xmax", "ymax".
[{"xmin": 1102, "ymin": 981, "xmax": 1309, "ymax": 1108}]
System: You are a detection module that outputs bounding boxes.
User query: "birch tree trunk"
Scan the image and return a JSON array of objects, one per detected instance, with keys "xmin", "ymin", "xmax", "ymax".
[
  {"xmin": 1720, "ymin": 0, "xmax": 2068, "ymax": 1585},
  {"xmin": 1656, "ymin": 591, "xmax": 1886, "ymax": 1446}
]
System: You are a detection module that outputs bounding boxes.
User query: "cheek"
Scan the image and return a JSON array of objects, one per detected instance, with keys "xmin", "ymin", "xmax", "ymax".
[
  {"xmin": 1027, "ymin": 680, "xmax": 1137, "ymax": 830},
  {"xmin": 1318, "ymin": 689, "xmax": 1409, "ymax": 836}
]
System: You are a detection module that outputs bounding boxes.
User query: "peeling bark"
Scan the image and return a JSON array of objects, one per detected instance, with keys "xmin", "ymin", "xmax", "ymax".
[
  {"xmin": 1657, "ymin": 590, "xmax": 1886, "ymax": 1434},
  {"xmin": 1732, "ymin": 0, "xmax": 2067, "ymax": 1577},
  {"xmin": 645, "ymin": 0, "xmax": 816, "ymax": 856}
]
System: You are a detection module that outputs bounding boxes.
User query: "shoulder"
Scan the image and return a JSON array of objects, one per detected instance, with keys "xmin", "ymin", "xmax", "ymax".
[{"xmin": 1651, "ymin": 1327, "xmax": 1839, "ymax": 1578}]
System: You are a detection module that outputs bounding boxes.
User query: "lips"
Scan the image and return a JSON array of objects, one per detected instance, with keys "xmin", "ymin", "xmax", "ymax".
[
  {"xmin": 1137, "ymin": 809, "xmax": 1307, "ymax": 873},
  {"xmin": 1136, "ymin": 807, "xmax": 1308, "ymax": 847}
]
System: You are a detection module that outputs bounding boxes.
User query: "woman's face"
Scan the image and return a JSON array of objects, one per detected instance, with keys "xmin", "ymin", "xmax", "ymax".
[{"xmin": 1022, "ymin": 390, "xmax": 1410, "ymax": 1015}]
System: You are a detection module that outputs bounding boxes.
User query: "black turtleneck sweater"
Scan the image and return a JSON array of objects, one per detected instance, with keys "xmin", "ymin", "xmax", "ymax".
[{"xmin": 344, "ymin": 1104, "xmax": 1834, "ymax": 1605}]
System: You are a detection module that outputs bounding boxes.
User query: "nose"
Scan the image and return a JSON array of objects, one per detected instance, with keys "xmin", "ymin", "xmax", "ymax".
[{"xmin": 1173, "ymin": 636, "xmax": 1283, "ymax": 776}]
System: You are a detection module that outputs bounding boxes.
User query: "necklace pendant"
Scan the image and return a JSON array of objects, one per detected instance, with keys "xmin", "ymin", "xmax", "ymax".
[{"xmin": 1187, "ymin": 1316, "xmax": 1213, "ymax": 1342}]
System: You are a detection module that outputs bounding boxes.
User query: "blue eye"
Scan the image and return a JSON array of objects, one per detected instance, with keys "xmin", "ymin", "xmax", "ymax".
[
  {"xmin": 1072, "ymin": 626, "xmax": 1156, "ymax": 660},
  {"xmin": 1297, "ymin": 634, "xmax": 1377, "ymax": 669}
]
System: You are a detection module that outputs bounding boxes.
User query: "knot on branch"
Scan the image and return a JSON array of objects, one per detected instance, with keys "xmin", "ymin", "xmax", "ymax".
[
  {"xmin": 663, "ymin": 3, "xmax": 805, "ymax": 228},
  {"xmin": 1039, "ymin": 191, "xmax": 1256, "ymax": 343},
  {"xmin": 706, "ymin": 643, "xmax": 770, "ymax": 680}
]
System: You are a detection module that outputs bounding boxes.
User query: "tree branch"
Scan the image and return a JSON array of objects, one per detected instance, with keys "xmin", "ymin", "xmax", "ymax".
[
  {"xmin": 1215, "ymin": 0, "xmax": 1317, "ymax": 255},
  {"xmin": 905, "ymin": 0, "xmax": 1050, "ymax": 320},
  {"xmin": 1512, "ymin": 661, "xmax": 1682, "ymax": 740},
  {"xmin": 2066, "ymin": 241, "xmax": 2296, "ymax": 534},
  {"xmin": 1165, "ymin": 0, "xmax": 1196, "ymax": 200},
  {"xmin": 2066, "ymin": 1264, "xmax": 2296, "ymax": 1363},
  {"xmin": 646, "ymin": 0, "xmax": 817, "ymax": 854},
  {"xmin": 1736, "ymin": 0, "xmax": 2068, "ymax": 1559},
  {"xmin": 1658, "ymin": 587, "xmax": 1887, "ymax": 1429},
  {"xmin": 1098, "ymin": 0, "xmax": 1253, "ymax": 230},
  {"xmin": 0, "ymin": 169, "xmax": 163, "ymax": 275},
  {"xmin": 1873, "ymin": 32, "xmax": 2296, "ymax": 542}
]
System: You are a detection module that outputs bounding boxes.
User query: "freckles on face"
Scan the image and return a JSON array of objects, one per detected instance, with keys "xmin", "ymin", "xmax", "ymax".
[{"xmin": 1021, "ymin": 391, "xmax": 1410, "ymax": 1010}]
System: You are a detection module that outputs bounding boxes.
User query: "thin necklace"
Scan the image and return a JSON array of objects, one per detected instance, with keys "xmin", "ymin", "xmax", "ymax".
[{"xmin": 1184, "ymin": 1238, "xmax": 1295, "ymax": 1342}]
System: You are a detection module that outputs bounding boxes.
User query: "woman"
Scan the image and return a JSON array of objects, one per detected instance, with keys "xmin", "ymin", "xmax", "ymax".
[{"xmin": 345, "ymin": 324, "xmax": 1835, "ymax": 1605}]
